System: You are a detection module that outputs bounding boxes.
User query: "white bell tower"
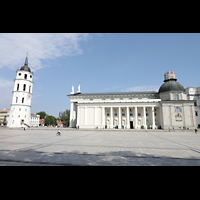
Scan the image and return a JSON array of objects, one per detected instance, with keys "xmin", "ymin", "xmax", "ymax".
[{"xmin": 7, "ymin": 55, "xmax": 34, "ymax": 128}]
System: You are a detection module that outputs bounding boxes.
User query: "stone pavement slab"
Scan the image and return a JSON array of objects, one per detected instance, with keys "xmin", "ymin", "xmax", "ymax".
[{"xmin": 0, "ymin": 127, "xmax": 200, "ymax": 166}]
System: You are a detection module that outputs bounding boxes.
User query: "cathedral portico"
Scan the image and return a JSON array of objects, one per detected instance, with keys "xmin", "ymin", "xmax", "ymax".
[{"xmin": 70, "ymin": 99, "xmax": 161, "ymax": 129}]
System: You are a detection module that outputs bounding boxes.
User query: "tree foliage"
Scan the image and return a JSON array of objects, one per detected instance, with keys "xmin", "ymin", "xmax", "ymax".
[
  {"xmin": 44, "ymin": 115, "xmax": 57, "ymax": 126},
  {"xmin": 60, "ymin": 109, "xmax": 70, "ymax": 127},
  {"xmin": 36, "ymin": 111, "xmax": 47, "ymax": 119}
]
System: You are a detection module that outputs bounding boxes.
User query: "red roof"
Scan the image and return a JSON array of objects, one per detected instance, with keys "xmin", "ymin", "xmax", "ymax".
[
  {"xmin": 57, "ymin": 120, "xmax": 63, "ymax": 125},
  {"xmin": 40, "ymin": 119, "xmax": 45, "ymax": 123}
]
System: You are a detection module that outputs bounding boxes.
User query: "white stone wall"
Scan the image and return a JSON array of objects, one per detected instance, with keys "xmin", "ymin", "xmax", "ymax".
[
  {"xmin": 185, "ymin": 87, "xmax": 200, "ymax": 127},
  {"xmin": 161, "ymin": 101, "xmax": 196, "ymax": 130}
]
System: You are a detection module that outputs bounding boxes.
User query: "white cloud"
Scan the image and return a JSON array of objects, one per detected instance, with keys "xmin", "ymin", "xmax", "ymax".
[
  {"xmin": 0, "ymin": 78, "xmax": 13, "ymax": 109},
  {"xmin": 125, "ymin": 85, "xmax": 159, "ymax": 92},
  {"xmin": 0, "ymin": 78, "xmax": 13, "ymax": 88},
  {"xmin": 0, "ymin": 33, "xmax": 89, "ymax": 72}
]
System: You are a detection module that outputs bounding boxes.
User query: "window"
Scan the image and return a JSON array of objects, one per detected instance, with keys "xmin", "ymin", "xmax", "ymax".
[
  {"xmin": 130, "ymin": 108, "xmax": 133, "ymax": 116},
  {"xmin": 114, "ymin": 109, "xmax": 118, "ymax": 117},
  {"xmin": 175, "ymin": 107, "xmax": 182, "ymax": 112},
  {"xmin": 18, "ymin": 73, "xmax": 21, "ymax": 76},
  {"xmin": 122, "ymin": 109, "xmax": 125, "ymax": 116},
  {"xmin": 174, "ymin": 94, "xmax": 179, "ymax": 100},
  {"xmin": 23, "ymin": 84, "xmax": 26, "ymax": 91},
  {"xmin": 195, "ymin": 111, "xmax": 198, "ymax": 116},
  {"xmin": 30, "ymin": 75, "xmax": 32, "ymax": 78},
  {"xmin": 146, "ymin": 108, "xmax": 149, "ymax": 116},
  {"xmin": 24, "ymin": 74, "xmax": 27, "ymax": 79},
  {"xmin": 107, "ymin": 109, "xmax": 110, "ymax": 116},
  {"xmin": 17, "ymin": 84, "xmax": 19, "ymax": 91},
  {"xmin": 29, "ymin": 86, "xmax": 31, "ymax": 93},
  {"xmin": 16, "ymin": 97, "xmax": 18, "ymax": 103},
  {"xmin": 22, "ymin": 98, "xmax": 24, "ymax": 103},
  {"xmin": 138, "ymin": 108, "xmax": 141, "ymax": 117}
]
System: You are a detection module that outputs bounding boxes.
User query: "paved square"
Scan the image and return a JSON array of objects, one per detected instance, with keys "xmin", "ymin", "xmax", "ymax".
[{"xmin": 0, "ymin": 127, "xmax": 200, "ymax": 166}]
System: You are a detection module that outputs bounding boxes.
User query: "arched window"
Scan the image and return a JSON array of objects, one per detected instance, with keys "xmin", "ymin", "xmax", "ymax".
[
  {"xmin": 22, "ymin": 97, "xmax": 24, "ymax": 103},
  {"xmin": 24, "ymin": 74, "xmax": 27, "ymax": 79},
  {"xmin": 175, "ymin": 107, "xmax": 182, "ymax": 112},
  {"xmin": 23, "ymin": 84, "xmax": 26, "ymax": 91},
  {"xmin": 29, "ymin": 86, "xmax": 31, "ymax": 93},
  {"xmin": 17, "ymin": 84, "xmax": 19, "ymax": 91}
]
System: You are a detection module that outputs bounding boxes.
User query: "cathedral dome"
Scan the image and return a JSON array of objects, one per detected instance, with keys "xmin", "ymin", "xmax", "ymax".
[
  {"xmin": 20, "ymin": 55, "xmax": 31, "ymax": 72},
  {"xmin": 159, "ymin": 79, "xmax": 185, "ymax": 93},
  {"xmin": 159, "ymin": 71, "xmax": 185, "ymax": 93}
]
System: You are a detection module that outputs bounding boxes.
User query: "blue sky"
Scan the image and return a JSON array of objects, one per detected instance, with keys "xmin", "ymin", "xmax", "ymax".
[{"xmin": 0, "ymin": 33, "xmax": 200, "ymax": 117}]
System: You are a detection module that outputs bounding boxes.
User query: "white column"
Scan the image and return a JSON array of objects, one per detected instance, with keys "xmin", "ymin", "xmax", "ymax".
[
  {"xmin": 85, "ymin": 107, "xmax": 87, "ymax": 126},
  {"xmin": 110, "ymin": 107, "xmax": 113, "ymax": 128},
  {"xmin": 152, "ymin": 106, "xmax": 155, "ymax": 129},
  {"xmin": 94, "ymin": 107, "xmax": 98, "ymax": 127},
  {"xmin": 102, "ymin": 107, "xmax": 105, "ymax": 128},
  {"xmin": 69, "ymin": 102, "xmax": 74, "ymax": 128},
  {"xmin": 119, "ymin": 107, "xmax": 121, "ymax": 129},
  {"xmin": 77, "ymin": 105, "xmax": 80, "ymax": 127},
  {"xmin": 127, "ymin": 107, "xmax": 130, "ymax": 129},
  {"xmin": 135, "ymin": 106, "xmax": 138, "ymax": 129},
  {"xmin": 143, "ymin": 106, "xmax": 147, "ymax": 129}
]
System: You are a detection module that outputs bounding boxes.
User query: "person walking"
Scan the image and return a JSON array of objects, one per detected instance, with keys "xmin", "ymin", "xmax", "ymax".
[{"xmin": 57, "ymin": 129, "xmax": 61, "ymax": 136}]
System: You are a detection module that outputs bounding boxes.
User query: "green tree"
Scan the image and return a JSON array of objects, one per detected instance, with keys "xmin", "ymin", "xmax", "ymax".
[
  {"xmin": 37, "ymin": 111, "xmax": 47, "ymax": 119},
  {"xmin": 60, "ymin": 109, "xmax": 70, "ymax": 127},
  {"xmin": 3, "ymin": 116, "xmax": 6, "ymax": 125},
  {"xmin": 44, "ymin": 115, "xmax": 57, "ymax": 126}
]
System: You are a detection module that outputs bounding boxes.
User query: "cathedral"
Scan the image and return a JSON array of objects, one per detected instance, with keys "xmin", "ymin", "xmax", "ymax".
[{"xmin": 68, "ymin": 71, "xmax": 197, "ymax": 130}]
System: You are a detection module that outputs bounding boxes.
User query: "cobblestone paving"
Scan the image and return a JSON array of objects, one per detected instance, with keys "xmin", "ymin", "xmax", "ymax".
[{"xmin": 0, "ymin": 127, "xmax": 200, "ymax": 166}]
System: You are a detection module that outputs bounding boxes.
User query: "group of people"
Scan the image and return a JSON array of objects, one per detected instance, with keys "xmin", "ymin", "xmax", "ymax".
[{"xmin": 168, "ymin": 127, "xmax": 198, "ymax": 133}]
